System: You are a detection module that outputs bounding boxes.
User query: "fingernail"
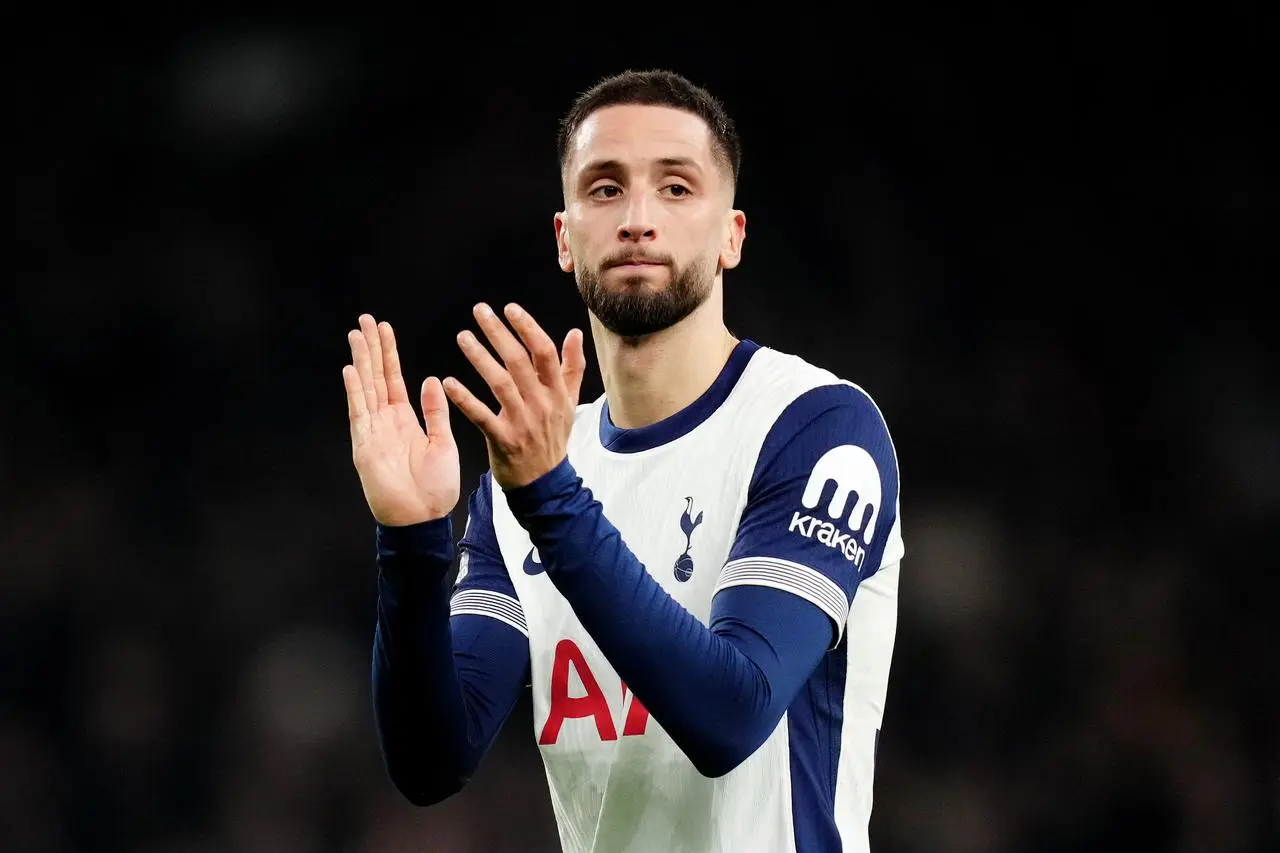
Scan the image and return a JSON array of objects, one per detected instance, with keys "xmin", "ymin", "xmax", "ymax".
[
  {"xmin": 475, "ymin": 303, "xmax": 492, "ymax": 318},
  {"xmin": 506, "ymin": 303, "xmax": 524, "ymax": 318}
]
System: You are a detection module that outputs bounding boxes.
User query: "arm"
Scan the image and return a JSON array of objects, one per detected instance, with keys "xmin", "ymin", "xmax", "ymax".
[
  {"xmin": 340, "ymin": 314, "xmax": 530, "ymax": 805},
  {"xmin": 373, "ymin": 475, "xmax": 530, "ymax": 806},
  {"xmin": 505, "ymin": 384, "xmax": 901, "ymax": 777}
]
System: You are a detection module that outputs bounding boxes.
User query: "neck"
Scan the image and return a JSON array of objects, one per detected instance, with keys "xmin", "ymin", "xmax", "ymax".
[{"xmin": 590, "ymin": 281, "xmax": 739, "ymax": 430}]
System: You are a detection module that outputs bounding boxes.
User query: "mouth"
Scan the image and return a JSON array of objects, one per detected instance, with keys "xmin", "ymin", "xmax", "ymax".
[{"xmin": 607, "ymin": 259, "xmax": 665, "ymax": 270}]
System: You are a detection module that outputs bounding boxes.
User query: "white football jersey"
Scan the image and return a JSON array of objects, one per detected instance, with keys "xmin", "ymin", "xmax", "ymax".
[{"xmin": 451, "ymin": 341, "xmax": 903, "ymax": 853}]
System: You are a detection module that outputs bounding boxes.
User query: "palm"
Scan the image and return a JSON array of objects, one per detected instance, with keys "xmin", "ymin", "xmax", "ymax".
[{"xmin": 344, "ymin": 315, "xmax": 460, "ymax": 526}]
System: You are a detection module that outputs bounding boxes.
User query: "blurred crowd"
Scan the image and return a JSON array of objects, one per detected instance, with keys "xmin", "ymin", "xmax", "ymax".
[{"xmin": 7, "ymin": 19, "xmax": 1272, "ymax": 853}]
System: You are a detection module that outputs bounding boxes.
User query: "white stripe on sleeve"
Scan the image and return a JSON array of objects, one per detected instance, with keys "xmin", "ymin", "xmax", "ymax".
[
  {"xmin": 714, "ymin": 557, "xmax": 851, "ymax": 646},
  {"xmin": 450, "ymin": 589, "xmax": 528, "ymax": 638}
]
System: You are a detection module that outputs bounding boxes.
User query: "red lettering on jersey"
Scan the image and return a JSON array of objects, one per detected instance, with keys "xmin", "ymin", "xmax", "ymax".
[
  {"xmin": 620, "ymin": 681, "xmax": 650, "ymax": 736},
  {"xmin": 539, "ymin": 639, "xmax": 617, "ymax": 745}
]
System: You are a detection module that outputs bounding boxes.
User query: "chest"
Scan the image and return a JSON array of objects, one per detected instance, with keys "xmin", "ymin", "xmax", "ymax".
[
  {"xmin": 495, "ymin": 436, "xmax": 752, "ymax": 637},
  {"xmin": 492, "ymin": 442, "xmax": 751, "ymax": 758}
]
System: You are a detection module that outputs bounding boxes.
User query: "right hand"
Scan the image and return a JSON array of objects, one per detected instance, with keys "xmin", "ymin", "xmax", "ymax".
[{"xmin": 343, "ymin": 314, "xmax": 460, "ymax": 526}]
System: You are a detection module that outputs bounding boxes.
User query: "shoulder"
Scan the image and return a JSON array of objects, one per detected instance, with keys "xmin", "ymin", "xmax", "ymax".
[
  {"xmin": 739, "ymin": 348, "xmax": 904, "ymax": 568},
  {"xmin": 726, "ymin": 347, "xmax": 905, "ymax": 585},
  {"xmin": 736, "ymin": 347, "xmax": 900, "ymax": 524},
  {"xmin": 740, "ymin": 345, "xmax": 895, "ymax": 448}
]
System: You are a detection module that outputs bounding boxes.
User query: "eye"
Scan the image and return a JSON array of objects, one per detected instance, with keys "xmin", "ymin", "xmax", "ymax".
[
  {"xmin": 589, "ymin": 184, "xmax": 621, "ymax": 199},
  {"xmin": 663, "ymin": 184, "xmax": 692, "ymax": 198}
]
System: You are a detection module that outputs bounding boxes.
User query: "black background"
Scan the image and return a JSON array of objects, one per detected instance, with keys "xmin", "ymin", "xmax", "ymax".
[{"xmin": 7, "ymin": 11, "xmax": 1273, "ymax": 853}]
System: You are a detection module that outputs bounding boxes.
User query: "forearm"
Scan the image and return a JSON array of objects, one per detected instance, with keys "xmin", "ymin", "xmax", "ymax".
[
  {"xmin": 373, "ymin": 520, "xmax": 524, "ymax": 804},
  {"xmin": 506, "ymin": 461, "xmax": 830, "ymax": 777}
]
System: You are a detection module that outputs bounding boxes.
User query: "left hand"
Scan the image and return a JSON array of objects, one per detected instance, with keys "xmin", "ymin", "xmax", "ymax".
[{"xmin": 443, "ymin": 302, "xmax": 587, "ymax": 490}]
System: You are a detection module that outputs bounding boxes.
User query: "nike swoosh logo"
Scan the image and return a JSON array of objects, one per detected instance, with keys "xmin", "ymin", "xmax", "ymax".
[{"xmin": 522, "ymin": 547, "xmax": 544, "ymax": 576}]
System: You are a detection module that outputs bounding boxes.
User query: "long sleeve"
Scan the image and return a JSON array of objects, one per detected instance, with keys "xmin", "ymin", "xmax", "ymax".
[
  {"xmin": 372, "ymin": 475, "xmax": 531, "ymax": 805},
  {"xmin": 504, "ymin": 384, "xmax": 900, "ymax": 777}
]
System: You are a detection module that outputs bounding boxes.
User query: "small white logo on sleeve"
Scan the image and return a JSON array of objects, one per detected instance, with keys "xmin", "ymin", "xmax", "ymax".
[
  {"xmin": 789, "ymin": 445, "xmax": 882, "ymax": 567},
  {"xmin": 454, "ymin": 549, "xmax": 471, "ymax": 586}
]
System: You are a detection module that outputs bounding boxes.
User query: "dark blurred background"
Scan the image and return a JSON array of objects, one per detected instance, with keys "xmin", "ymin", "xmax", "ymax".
[{"xmin": 6, "ymin": 11, "xmax": 1274, "ymax": 853}]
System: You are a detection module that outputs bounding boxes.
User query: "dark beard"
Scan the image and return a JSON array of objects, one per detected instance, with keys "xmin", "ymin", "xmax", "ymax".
[{"xmin": 576, "ymin": 257, "xmax": 715, "ymax": 338}]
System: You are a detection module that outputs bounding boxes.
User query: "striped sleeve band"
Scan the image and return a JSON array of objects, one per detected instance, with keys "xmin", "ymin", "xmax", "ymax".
[
  {"xmin": 450, "ymin": 589, "xmax": 528, "ymax": 638},
  {"xmin": 714, "ymin": 557, "xmax": 851, "ymax": 646}
]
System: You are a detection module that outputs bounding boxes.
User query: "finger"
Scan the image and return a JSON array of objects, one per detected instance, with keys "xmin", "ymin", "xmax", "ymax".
[
  {"xmin": 419, "ymin": 376, "xmax": 453, "ymax": 444},
  {"xmin": 504, "ymin": 303, "xmax": 562, "ymax": 389},
  {"xmin": 379, "ymin": 321, "xmax": 410, "ymax": 405},
  {"xmin": 560, "ymin": 328, "xmax": 587, "ymax": 403},
  {"xmin": 360, "ymin": 314, "xmax": 389, "ymax": 409},
  {"xmin": 442, "ymin": 376, "xmax": 504, "ymax": 439},
  {"xmin": 457, "ymin": 330, "xmax": 523, "ymax": 413},
  {"xmin": 343, "ymin": 364, "xmax": 369, "ymax": 426},
  {"xmin": 472, "ymin": 303, "xmax": 540, "ymax": 395},
  {"xmin": 349, "ymin": 329, "xmax": 379, "ymax": 415},
  {"xmin": 344, "ymin": 364, "xmax": 372, "ymax": 449}
]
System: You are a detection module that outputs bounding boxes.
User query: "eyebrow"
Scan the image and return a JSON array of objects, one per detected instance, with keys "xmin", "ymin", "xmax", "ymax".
[{"xmin": 578, "ymin": 156, "xmax": 703, "ymax": 179}]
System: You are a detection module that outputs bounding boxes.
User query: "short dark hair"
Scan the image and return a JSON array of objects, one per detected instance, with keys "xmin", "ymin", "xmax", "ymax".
[{"xmin": 557, "ymin": 69, "xmax": 741, "ymax": 187}]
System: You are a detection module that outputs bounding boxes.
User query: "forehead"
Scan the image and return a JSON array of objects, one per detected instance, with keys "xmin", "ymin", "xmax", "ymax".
[{"xmin": 567, "ymin": 104, "xmax": 716, "ymax": 174}]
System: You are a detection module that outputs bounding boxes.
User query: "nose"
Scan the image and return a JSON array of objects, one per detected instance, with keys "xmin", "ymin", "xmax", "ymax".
[{"xmin": 617, "ymin": 196, "xmax": 657, "ymax": 243}]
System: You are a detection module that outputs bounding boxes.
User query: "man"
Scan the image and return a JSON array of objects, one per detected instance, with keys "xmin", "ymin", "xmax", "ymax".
[{"xmin": 342, "ymin": 70, "xmax": 904, "ymax": 853}]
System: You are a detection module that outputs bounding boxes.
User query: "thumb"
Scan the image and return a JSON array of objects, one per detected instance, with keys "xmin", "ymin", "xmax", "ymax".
[
  {"xmin": 420, "ymin": 376, "xmax": 453, "ymax": 442},
  {"xmin": 560, "ymin": 329, "xmax": 587, "ymax": 403}
]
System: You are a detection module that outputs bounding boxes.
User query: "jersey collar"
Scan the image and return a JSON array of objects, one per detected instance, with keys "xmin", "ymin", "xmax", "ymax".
[{"xmin": 598, "ymin": 339, "xmax": 761, "ymax": 453}]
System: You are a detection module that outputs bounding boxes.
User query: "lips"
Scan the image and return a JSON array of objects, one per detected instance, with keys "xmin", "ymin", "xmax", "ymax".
[{"xmin": 608, "ymin": 259, "xmax": 663, "ymax": 268}]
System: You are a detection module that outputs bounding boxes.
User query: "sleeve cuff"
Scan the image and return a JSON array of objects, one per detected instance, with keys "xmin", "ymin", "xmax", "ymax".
[
  {"xmin": 713, "ymin": 557, "xmax": 852, "ymax": 648},
  {"xmin": 449, "ymin": 589, "xmax": 529, "ymax": 637},
  {"xmin": 375, "ymin": 516, "xmax": 454, "ymax": 564},
  {"xmin": 501, "ymin": 456, "xmax": 581, "ymax": 518}
]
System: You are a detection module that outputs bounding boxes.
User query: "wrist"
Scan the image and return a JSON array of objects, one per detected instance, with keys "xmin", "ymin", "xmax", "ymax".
[
  {"xmin": 376, "ymin": 515, "xmax": 454, "ymax": 563},
  {"xmin": 502, "ymin": 457, "xmax": 580, "ymax": 517}
]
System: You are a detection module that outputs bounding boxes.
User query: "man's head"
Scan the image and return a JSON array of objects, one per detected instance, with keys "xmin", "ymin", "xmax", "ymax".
[{"xmin": 554, "ymin": 70, "xmax": 746, "ymax": 338}]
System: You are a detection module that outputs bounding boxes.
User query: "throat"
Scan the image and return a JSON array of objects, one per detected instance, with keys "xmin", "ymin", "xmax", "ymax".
[{"xmin": 601, "ymin": 329, "xmax": 739, "ymax": 430}]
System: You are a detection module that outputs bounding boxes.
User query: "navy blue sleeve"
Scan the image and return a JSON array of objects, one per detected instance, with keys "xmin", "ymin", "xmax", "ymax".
[
  {"xmin": 372, "ymin": 474, "xmax": 530, "ymax": 806},
  {"xmin": 502, "ymin": 384, "xmax": 898, "ymax": 778},
  {"xmin": 719, "ymin": 383, "xmax": 902, "ymax": 647}
]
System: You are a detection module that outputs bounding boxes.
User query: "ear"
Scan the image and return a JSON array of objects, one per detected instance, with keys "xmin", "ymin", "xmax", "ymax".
[
  {"xmin": 554, "ymin": 212, "xmax": 574, "ymax": 273},
  {"xmin": 719, "ymin": 209, "xmax": 747, "ymax": 271}
]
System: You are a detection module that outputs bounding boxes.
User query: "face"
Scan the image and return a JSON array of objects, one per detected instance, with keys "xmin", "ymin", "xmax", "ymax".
[{"xmin": 555, "ymin": 105, "xmax": 746, "ymax": 337}]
